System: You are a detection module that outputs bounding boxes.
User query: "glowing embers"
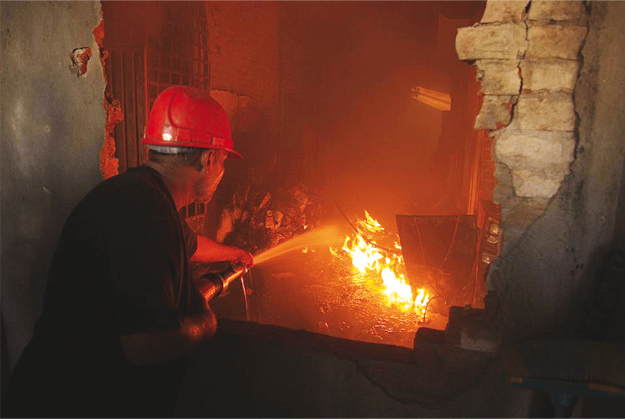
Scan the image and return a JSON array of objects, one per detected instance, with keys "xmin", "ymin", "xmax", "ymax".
[{"xmin": 330, "ymin": 211, "xmax": 430, "ymax": 319}]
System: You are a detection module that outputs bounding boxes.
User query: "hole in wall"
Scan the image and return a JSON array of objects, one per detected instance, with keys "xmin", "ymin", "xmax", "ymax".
[{"xmin": 101, "ymin": 1, "xmax": 498, "ymax": 349}]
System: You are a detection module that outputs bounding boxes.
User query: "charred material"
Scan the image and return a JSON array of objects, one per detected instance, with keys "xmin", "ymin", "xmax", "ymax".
[
  {"xmin": 397, "ymin": 215, "xmax": 480, "ymax": 313},
  {"xmin": 216, "ymin": 177, "xmax": 325, "ymax": 255}
]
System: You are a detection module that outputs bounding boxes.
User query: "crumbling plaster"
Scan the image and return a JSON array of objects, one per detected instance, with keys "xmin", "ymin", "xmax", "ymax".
[
  {"xmin": 1, "ymin": 1, "xmax": 106, "ymax": 369},
  {"xmin": 457, "ymin": 1, "xmax": 625, "ymax": 340}
]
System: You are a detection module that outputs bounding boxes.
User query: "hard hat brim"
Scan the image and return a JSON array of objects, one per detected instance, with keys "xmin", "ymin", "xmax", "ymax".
[
  {"xmin": 224, "ymin": 147, "xmax": 243, "ymax": 160},
  {"xmin": 142, "ymin": 136, "xmax": 243, "ymax": 159}
]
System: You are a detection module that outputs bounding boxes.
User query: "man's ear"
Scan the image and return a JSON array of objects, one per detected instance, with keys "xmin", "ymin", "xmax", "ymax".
[{"xmin": 200, "ymin": 149, "xmax": 213, "ymax": 169}]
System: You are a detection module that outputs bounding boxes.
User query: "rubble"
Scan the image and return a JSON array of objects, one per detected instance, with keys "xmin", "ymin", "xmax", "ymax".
[{"xmin": 217, "ymin": 175, "xmax": 325, "ymax": 255}]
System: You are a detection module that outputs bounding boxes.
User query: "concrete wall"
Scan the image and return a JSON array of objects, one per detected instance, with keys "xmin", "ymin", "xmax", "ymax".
[
  {"xmin": 457, "ymin": 1, "xmax": 625, "ymax": 340},
  {"xmin": 1, "ymin": 1, "xmax": 106, "ymax": 370},
  {"xmin": 175, "ymin": 320, "xmax": 532, "ymax": 417}
]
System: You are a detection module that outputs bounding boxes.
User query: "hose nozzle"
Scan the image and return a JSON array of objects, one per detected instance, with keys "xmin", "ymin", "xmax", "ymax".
[{"xmin": 198, "ymin": 263, "xmax": 249, "ymax": 301}]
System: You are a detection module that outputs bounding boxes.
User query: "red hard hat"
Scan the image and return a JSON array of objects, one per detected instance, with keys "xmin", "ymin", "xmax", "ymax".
[{"xmin": 142, "ymin": 86, "xmax": 242, "ymax": 159}]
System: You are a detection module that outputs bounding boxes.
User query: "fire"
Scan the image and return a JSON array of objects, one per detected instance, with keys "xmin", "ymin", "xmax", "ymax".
[{"xmin": 331, "ymin": 211, "xmax": 430, "ymax": 318}]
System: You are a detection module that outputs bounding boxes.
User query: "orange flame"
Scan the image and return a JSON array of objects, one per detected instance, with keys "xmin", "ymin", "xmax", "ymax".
[{"xmin": 331, "ymin": 211, "xmax": 430, "ymax": 318}]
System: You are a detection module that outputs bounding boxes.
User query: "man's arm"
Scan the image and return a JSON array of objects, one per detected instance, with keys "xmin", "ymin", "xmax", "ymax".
[
  {"xmin": 190, "ymin": 235, "xmax": 254, "ymax": 266},
  {"xmin": 120, "ymin": 308, "xmax": 217, "ymax": 365}
]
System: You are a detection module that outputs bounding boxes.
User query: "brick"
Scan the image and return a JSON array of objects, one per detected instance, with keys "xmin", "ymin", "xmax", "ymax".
[
  {"xmin": 493, "ymin": 162, "xmax": 515, "ymax": 205},
  {"xmin": 480, "ymin": 0, "xmax": 529, "ymax": 23},
  {"xmin": 511, "ymin": 168, "xmax": 565, "ymax": 198},
  {"xmin": 516, "ymin": 93, "xmax": 575, "ymax": 131},
  {"xmin": 495, "ymin": 129, "xmax": 575, "ymax": 198},
  {"xmin": 495, "ymin": 130, "xmax": 575, "ymax": 169},
  {"xmin": 528, "ymin": 0, "xmax": 587, "ymax": 22},
  {"xmin": 445, "ymin": 306, "xmax": 502, "ymax": 353},
  {"xmin": 207, "ymin": 1, "xmax": 280, "ymax": 135},
  {"xmin": 456, "ymin": 23, "xmax": 528, "ymax": 61},
  {"xmin": 527, "ymin": 25, "xmax": 587, "ymax": 60},
  {"xmin": 475, "ymin": 95, "xmax": 516, "ymax": 130},
  {"xmin": 521, "ymin": 60, "xmax": 579, "ymax": 93},
  {"xmin": 476, "ymin": 59, "xmax": 521, "ymax": 95}
]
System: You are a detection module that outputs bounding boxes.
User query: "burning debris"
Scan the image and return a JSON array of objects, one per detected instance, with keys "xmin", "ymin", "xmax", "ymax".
[
  {"xmin": 209, "ymin": 180, "xmax": 446, "ymax": 347},
  {"xmin": 330, "ymin": 211, "xmax": 431, "ymax": 321}
]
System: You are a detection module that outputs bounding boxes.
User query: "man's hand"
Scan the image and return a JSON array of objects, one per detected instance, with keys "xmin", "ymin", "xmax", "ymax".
[
  {"xmin": 230, "ymin": 247, "xmax": 254, "ymax": 268},
  {"xmin": 192, "ymin": 235, "xmax": 254, "ymax": 268}
]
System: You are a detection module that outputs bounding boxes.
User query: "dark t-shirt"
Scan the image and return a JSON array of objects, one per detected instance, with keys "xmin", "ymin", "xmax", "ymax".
[{"xmin": 8, "ymin": 166, "xmax": 206, "ymax": 417}]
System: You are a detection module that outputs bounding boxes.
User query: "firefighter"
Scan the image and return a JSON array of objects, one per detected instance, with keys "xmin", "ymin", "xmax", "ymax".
[{"xmin": 6, "ymin": 86, "xmax": 254, "ymax": 417}]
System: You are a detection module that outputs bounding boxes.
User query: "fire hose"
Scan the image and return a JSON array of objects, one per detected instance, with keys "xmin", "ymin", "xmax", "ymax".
[{"xmin": 197, "ymin": 263, "xmax": 249, "ymax": 301}]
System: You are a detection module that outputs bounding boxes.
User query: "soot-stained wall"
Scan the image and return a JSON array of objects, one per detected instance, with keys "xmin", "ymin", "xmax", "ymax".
[
  {"xmin": 1, "ymin": 1, "xmax": 106, "ymax": 370},
  {"xmin": 202, "ymin": 1, "xmax": 280, "ymax": 236},
  {"xmin": 207, "ymin": 1, "xmax": 280, "ymax": 138},
  {"xmin": 206, "ymin": 1, "xmax": 280, "ymax": 177}
]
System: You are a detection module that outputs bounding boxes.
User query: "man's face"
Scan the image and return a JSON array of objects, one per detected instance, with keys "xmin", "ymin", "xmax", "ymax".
[{"xmin": 194, "ymin": 150, "xmax": 227, "ymax": 203}]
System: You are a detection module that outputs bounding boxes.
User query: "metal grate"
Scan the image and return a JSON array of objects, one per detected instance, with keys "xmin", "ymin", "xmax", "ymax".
[
  {"xmin": 102, "ymin": 1, "xmax": 211, "ymax": 223},
  {"xmin": 105, "ymin": 46, "xmax": 147, "ymax": 172},
  {"xmin": 145, "ymin": 2, "xmax": 211, "ymax": 110}
]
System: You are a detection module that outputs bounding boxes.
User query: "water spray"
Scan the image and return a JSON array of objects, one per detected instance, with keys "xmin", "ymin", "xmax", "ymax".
[
  {"xmin": 253, "ymin": 225, "xmax": 345, "ymax": 265},
  {"xmin": 198, "ymin": 226, "xmax": 344, "ymax": 302}
]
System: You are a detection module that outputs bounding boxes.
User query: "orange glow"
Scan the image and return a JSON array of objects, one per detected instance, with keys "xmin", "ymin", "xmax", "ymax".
[
  {"xmin": 411, "ymin": 86, "xmax": 452, "ymax": 111},
  {"xmin": 331, "ymin": 211, "xmax": 430, "ymax": 318}
]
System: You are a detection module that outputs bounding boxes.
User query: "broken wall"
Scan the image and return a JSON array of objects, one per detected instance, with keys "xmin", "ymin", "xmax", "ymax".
[
  {"xmin": 456, "ymin": 0, "xmax": 625, "ymax": 340},
  {"xmin": 1, "ymin": 1, "xmax": 106, "ymax": 370},
  {"xmin": 177, "ymin": 3, "xmax": 625, "ymax": 414}
]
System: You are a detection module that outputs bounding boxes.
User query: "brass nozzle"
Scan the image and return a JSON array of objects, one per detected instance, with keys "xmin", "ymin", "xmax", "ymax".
[{"xmin": 199, "ymin": 263, "xmax": 248, "ymax": 301}]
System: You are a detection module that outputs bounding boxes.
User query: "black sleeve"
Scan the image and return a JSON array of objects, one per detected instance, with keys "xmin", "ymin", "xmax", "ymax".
[
  {"xmin": 106, "ymin": 188, "xmax": 183, "ymax": 335},
  {"xmin": 181, "ymin": 220, "xmax": 198, "ymax": 260},
  {"xmin": 180, "ymin": 220, "xmax": 211, "ymax": 313}
]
